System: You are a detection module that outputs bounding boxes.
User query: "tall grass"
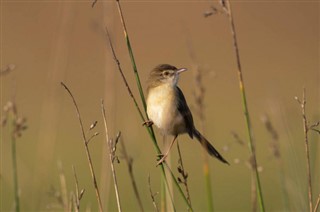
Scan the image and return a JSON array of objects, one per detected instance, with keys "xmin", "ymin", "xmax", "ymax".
[
  {"xmin": 61, "ymin": 82, "xmax": 103, "ymax": 212},
  {"xmin": 221, "ymin": 1, "xmax": 265, "ymax": 210}
]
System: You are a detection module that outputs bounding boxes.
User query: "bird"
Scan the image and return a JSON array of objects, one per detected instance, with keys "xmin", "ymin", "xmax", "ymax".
[{"xmin": 144, "ymin": 64, "xmax": 229, "ymax": 165}]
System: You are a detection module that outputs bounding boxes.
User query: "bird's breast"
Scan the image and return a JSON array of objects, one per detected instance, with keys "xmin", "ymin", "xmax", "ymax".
[{"xmin": 147, "ymin": 84, "xmax": 184, "ymax": 135}]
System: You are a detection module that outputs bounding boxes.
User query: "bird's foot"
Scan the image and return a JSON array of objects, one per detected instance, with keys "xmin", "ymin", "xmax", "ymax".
[
  {"xmin": 142, "ymin": 120, "xmax": 153, "ymax": 127},
  {"xmin": 156, "ymin": 154, "xmax": 167, "ymax": 167}
]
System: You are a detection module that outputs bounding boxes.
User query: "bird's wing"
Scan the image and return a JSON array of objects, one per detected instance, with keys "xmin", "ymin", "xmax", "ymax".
[{"xmin": 176, "ymin": 86, "xmax": 194, "ymax": 138}]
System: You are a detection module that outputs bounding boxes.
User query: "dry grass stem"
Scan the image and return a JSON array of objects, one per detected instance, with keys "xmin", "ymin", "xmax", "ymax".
[
  {"xmin": 176, "ymin": 141, "xmax": 192, "ymax": 209},
  {"xmin": 148, "ymin": 175, "xmax": 159, "ymax": 212},
  {"xmin": 101, "ymin": 100, "xmax": 122, "ymax": 212},
  {"xmin": 72, "ymin": 166, "xmax": 85, "ymax": 212},
  {"xmin": 60, "ymin": 82, "xmax": 103, "ymax": 212},
  {"xmin": 120, "ymin": 138, "xmax": 144, "ymax": 211},
  {"xmin": 295, "ymin": 88, "xmax": 315, "ymax": 212}
]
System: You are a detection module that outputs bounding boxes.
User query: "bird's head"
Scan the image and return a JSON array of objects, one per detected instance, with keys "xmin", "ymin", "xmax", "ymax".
[{"xmin": 148, "ymin": 64, "xmax": 187, "ymax": 88}]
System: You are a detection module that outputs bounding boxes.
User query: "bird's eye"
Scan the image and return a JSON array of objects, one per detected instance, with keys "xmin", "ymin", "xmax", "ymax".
[{"xmin": 163, "ymin": 71, "xmax": 169, "ymax": 76}]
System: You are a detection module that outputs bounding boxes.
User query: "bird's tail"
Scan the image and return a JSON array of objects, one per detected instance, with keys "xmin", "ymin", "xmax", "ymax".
[{"xmin": 193, "ymin": 129, "xmax": 229, "ymax": 165}]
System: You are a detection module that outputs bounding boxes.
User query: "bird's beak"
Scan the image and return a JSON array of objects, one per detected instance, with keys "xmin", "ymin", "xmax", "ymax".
[{"xmin": 176, "ymin": 68, "xmax": 187, "ymax": 74}]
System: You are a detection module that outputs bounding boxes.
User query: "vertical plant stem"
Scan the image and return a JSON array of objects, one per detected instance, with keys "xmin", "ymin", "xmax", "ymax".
[
  {"xmin": 223, "ymin": 1, "xmax": 265, "ymax": 211},
  {"xmin": 176, "ymin": 141, "xmax": 192, "ymax": 209},
  {"xmin": 9, "ymin": 104, "xmax": 20, "ymax": 212},
  {"xmin": 300, "ymin": 89, "xmax": 313, "ymax": 212},
  {"xmin": 102, "ymin": 101, "xmax": 122, "ymax": 212},
  {"xmin": 119, "ymin": 138, "xmax": 144, "ymax": 211},
  {"xmin": 11, "ymin": 131, "xmax": 20, "ymax": 212},
  {"xmin": 72, "ymin": 166, "xmax": 81, "ymax": 212},
  {"xmin": 61, "ymin": 82, "xmax": 103, "ymax": 212}
]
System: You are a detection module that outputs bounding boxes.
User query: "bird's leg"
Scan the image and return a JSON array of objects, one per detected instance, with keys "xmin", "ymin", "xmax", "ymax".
[
  {"xmin": 142, "ymin": 120, "xmax": 153, "ymax": 127},
  {"xmin": 157, "ymin": 135, "xmax": 178, "ymax": 166}
]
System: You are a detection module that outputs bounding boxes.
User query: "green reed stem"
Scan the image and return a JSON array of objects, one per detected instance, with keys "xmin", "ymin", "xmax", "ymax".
[{"xmin": 224, "ymin": 1, "xmax": 265, "ymax": 211}]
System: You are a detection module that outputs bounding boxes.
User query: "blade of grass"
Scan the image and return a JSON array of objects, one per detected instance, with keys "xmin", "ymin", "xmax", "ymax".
[
  {"xmin": 221, "ymin": 1, "xmax": 265, "ymax": 211},
  {"xmin": 61, "ymin": 82, "xmax": 103, "ymax": 212},
  {"xmin": 101, "ymin": 101, "xmax": 122, "ymax": 212}
]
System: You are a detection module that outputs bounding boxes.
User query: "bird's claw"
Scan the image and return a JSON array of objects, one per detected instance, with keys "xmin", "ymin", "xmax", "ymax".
[
  {"xmin": 156, "ymin": 154, "xmax": 167, "ymax": 166},
  {"xmin": 142, "ymin": 120, "xmax": 153, "ymax": 127}
]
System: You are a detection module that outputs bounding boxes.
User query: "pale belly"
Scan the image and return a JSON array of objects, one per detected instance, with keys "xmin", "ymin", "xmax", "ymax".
[{"xmin": 147, "ymin": 85, "xmax": 186, "ymax": 135}]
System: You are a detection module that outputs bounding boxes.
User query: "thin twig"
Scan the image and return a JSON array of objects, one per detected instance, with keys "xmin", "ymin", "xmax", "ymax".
[
  {"xmin": 101, "ymin": 100, "xmax": 122, "ymax": 212},
  {"xmin": 148, "ymin": 175, "xmax": 159, "ymax": 212},
  {"xmin": 310, "ymin": 122, "xmax": 320, "ymax": 134},
  {"xmin": 295, "ymin": 89, "xmax": 313, "ymax": 212},
  {"xmin": 120, "ymin": 138, "xmax": 144, "ymax": 211},
  {"xmin": 73, "ymin": 166, "xmax": 80, "ymax": 212},
  {"xmin": 176, "ymin": 141, "xmax": 192, "ymax": 209},
  {"xmin": 221, "ymin": 0, "xmax": 265, "ymax": 210},
  {"xmin": 72, "ymin": 165, "xmax": 85, "ymax": 212},
  {"xmin": 60, "ymin": 82, "xmax": 103, "ymax": 212}
]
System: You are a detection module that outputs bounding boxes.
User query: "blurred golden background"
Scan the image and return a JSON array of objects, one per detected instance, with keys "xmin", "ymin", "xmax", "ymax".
[{"xmin": 1, "ymin": 0, "xmax": 319, "ymax": 211}]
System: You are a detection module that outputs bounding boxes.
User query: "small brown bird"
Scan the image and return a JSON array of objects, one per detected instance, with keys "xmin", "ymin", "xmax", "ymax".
[{"xmin": 145, "ymin": 64, "xmax": 229, "ymax": 165}]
